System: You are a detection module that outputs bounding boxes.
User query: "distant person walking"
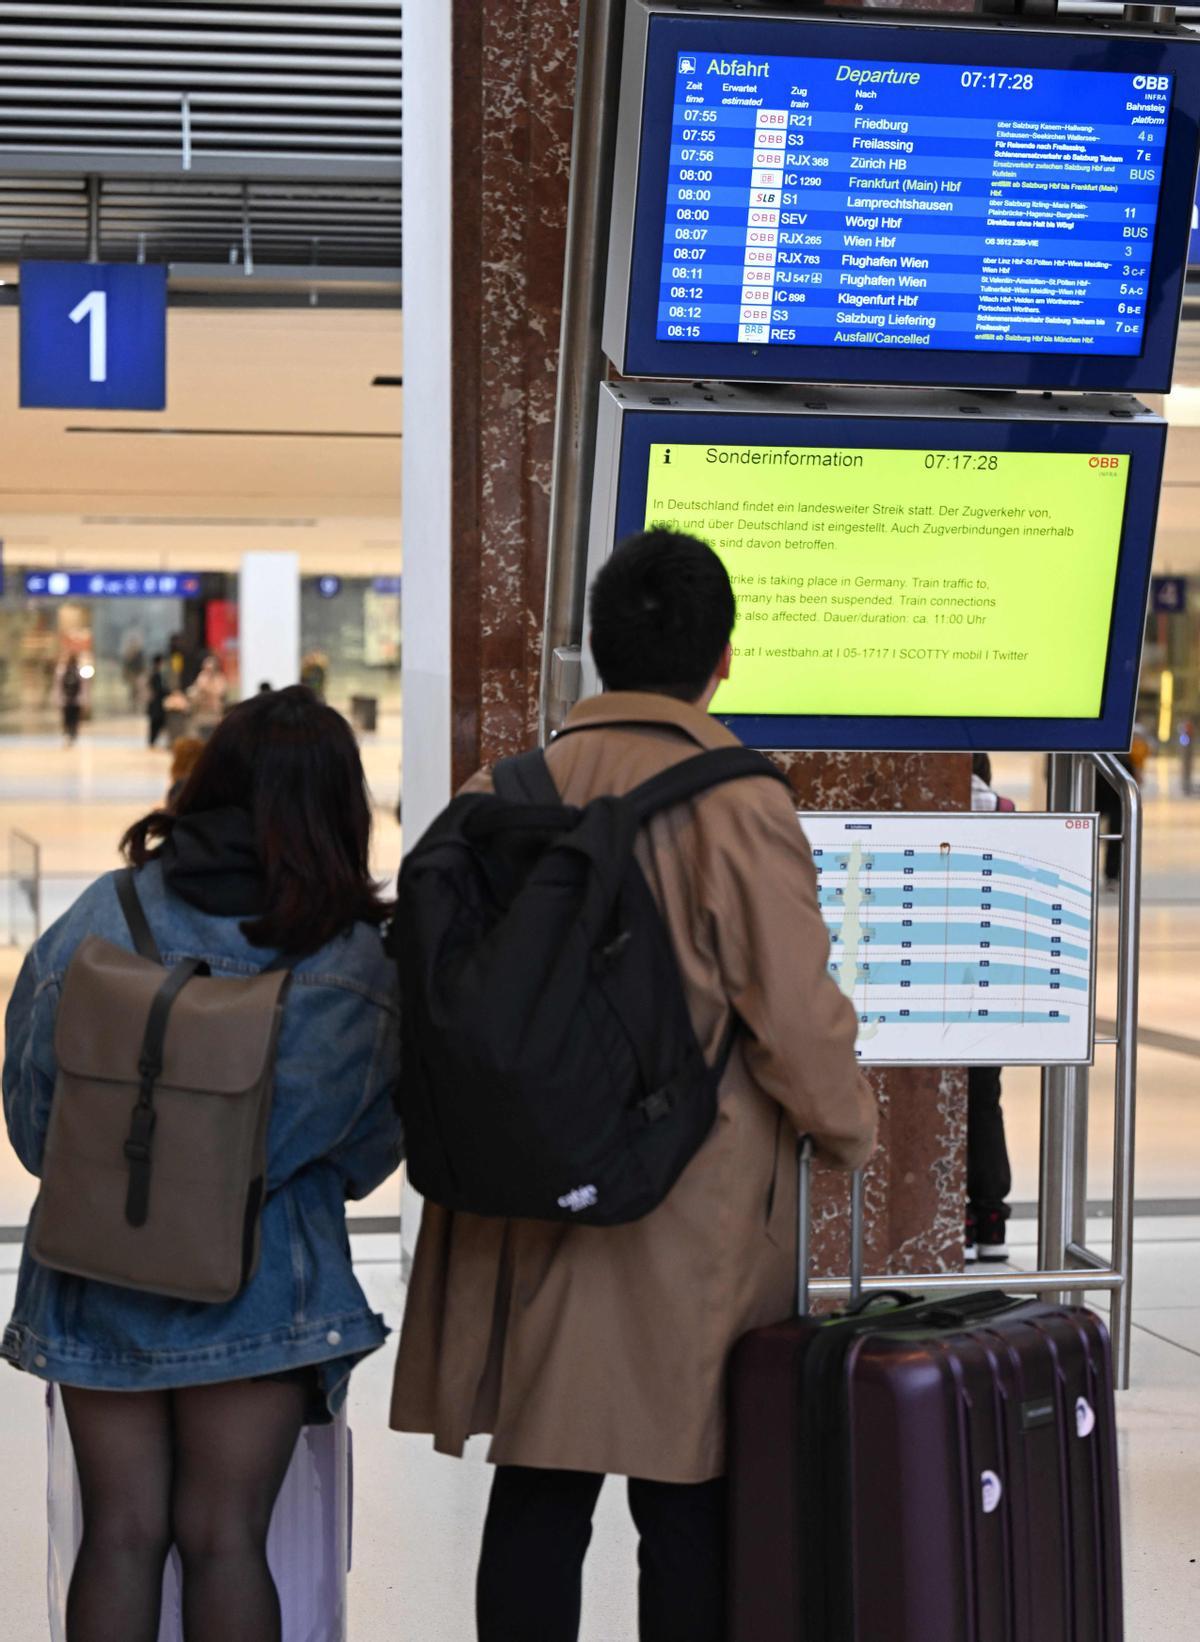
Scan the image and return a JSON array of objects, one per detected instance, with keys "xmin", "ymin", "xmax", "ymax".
[
  {"xmin": 1096, "ymin": 728, "xmax": 1149, "ymax": 890},
  {"xmin": 187, "ymin": 656, "xmax": 228, "ymax": 741},
  {"xmin": 146, "ymin": 654, "xmax": 169, "ymax": 748},
  {"xmin": 59, "ymin": 657, "xmax": 83, "ymax": 747},
  {"xmin": 121, "ymin": 629, "xmax": 147, "ymax": 713},
  {"xmin": 300, "ymin": 652, "xmax": 328, "ymax": 702}
]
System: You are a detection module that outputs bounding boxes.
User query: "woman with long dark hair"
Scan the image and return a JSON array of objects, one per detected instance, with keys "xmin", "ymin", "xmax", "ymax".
[{"xmin": 3, "ymin": 686, "xmax": 402, "ymax": 1642}]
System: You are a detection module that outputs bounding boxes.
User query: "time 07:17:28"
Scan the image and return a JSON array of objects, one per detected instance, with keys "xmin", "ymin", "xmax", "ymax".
[{"xmin": 923, "ymin": 453, "xmax": 1001, "ymax": 471}]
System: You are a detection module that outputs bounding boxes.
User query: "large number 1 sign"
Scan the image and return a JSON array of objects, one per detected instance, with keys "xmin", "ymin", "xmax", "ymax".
[
  {"xmin": 19, "ymin": 262, "xmax": 167, "ymax": 410},
  {"xmin": 69, "ymin": 290, "xmax": 108, "ymax": 384}
]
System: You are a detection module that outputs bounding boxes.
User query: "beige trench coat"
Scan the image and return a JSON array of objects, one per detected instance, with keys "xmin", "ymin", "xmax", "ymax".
[{"xmin": 390, "ymin": 693, "xmax": 878, "ymax": 1483}]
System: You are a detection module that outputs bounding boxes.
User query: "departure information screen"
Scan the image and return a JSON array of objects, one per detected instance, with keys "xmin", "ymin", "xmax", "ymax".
[
  {"xmin": 642, "ymin": 443, "xmax": 1128, "ymax": 719},
  {"xmin": 658, "ymin": 52, "xmax": 1171, "ymax": 355}
]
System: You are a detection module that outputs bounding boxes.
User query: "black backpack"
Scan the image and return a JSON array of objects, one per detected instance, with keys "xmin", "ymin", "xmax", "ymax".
[{"xmin": 391, "ymin": 741, "xmax": 791, "ymax": 1226}]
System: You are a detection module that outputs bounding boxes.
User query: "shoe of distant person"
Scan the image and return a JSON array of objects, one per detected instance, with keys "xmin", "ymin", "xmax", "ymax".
[{"xmin": 965, "ymin": 1207, "xmax": 1009, "ymax": 1264}]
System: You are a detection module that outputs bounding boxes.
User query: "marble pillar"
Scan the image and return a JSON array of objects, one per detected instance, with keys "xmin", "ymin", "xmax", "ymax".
[
  {"xmin": 449, "ymin": 0, "xmax": 577, "ymax": 790},
  {"xmin": 775, "ymin": 752, "xmax": 971, "ymax": 1274},
  {"xmin": 446, "ymin": 0, "xmax": 970, "ymax": 1279}
]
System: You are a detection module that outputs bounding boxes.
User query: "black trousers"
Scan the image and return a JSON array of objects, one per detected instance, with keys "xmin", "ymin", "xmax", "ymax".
[
  {"xmin": 967, "ymin": 1065, "xmax": 1011, "ymax": 1219},
  {"xmin": 476, "ymin": 1464, "xmax": 728, "ymax": 1642}
]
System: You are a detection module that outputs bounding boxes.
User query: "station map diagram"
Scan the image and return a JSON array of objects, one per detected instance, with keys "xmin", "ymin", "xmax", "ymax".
[{"xmin": 801, "ymin": 812, "xmax": 1098, "ymax": 1064}]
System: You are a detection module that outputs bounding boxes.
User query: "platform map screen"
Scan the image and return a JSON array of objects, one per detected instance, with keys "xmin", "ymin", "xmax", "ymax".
[
  {"xmin": 642, "ymin": 442, "xmax": 1129, "ymax": 720},
  {"xmin": 658, "ymin": 50, "xmax": 1171, "ymax": 355},
  {"xmin": 803, "ymin": 812, "xmax": 1096, "ymax": 1065}
]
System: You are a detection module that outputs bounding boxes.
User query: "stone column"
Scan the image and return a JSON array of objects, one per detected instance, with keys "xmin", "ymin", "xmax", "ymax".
[
  {"xmin": 449, "ymin": 0, "xmax": 578, "ymax": 790},
  {"xmin": 776, "ymin": 753, "xmax": 970, "ymax": 1274},
  {"xmin": 444, "ymin": 0, "xmax": 969, "ymax": 1277}
]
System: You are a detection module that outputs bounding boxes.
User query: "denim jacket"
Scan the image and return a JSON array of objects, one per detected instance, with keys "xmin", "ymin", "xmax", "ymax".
[{"xmin": 2, "ymin": 862, "xmax": 403, "ymax": 1414}]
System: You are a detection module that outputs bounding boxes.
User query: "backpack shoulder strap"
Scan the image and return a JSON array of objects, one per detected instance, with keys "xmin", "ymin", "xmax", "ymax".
[
  {"xmin": 625, "ymin": 747, "xmax": 792, "ymax": 825},
  {"xmin": 116, "ymin": 869, "xmax": 163, "ymax": 965},
  {"xmin": 120, "ymin": 864, "xmax": 295, "ymax": 977},
  {"xmin": 494, "ymin": 748, "xmax": 561, "ymax": 807}
]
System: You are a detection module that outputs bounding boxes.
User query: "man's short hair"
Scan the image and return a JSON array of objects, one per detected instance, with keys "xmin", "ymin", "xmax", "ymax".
[{"xmin": 589, "ymin": 530, "xmax": 736, "ymax": 701}]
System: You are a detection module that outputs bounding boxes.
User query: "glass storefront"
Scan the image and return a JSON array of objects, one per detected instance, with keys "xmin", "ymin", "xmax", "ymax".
[
  {"xmin": 0, "ymin": 567, "xmax": 402, "ymax": 731},
  {"xmin": 300, "ymin": 577, "xmax": 402, "ymax": 722}
]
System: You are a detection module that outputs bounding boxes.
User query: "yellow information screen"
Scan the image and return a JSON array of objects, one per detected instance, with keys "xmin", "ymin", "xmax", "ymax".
[{"xmin": 643, "ymin": 444, "xmax": 1128, "ymax": 720}]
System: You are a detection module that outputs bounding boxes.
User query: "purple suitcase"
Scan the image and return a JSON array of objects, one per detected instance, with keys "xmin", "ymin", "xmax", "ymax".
[{"xmin": 729, "ymin": 1145, "xmax": 1123, "ymax": 1642}]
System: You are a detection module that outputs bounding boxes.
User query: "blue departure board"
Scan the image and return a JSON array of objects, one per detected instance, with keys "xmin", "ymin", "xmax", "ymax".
[
  {"xmin": 658, "ymin": 55, "xmax": 1168, "ymax": 356},
  {"xmin": 606, "ymin": 11, "xmax": 1200, "ymax": 391}
]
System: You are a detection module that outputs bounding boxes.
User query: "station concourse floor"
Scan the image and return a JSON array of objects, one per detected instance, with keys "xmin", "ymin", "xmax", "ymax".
[{"xmin": 0, "ymin": 734, "xmax": 1198, "ymax": 1637}]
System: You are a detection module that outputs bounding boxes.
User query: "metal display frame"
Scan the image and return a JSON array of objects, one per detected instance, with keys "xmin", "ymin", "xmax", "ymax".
[
  {"xmin": 541, "ymin": 0, "xmax": 1153, "ymax": 1391},
  {"xmin": 799, "ymin": 754, "xmax": 1143, "ymax": 1390}
]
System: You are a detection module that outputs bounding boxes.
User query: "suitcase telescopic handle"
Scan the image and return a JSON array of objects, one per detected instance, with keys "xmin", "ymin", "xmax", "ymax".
[{"xmin": 796, "ymin": 1136, "xmax": 865, "ymax": 1317}]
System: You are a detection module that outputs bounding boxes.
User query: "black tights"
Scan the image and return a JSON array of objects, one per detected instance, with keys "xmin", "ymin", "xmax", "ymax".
[{"xmin": 61, "ymin": 1378, "xmax": 308, "ymax": 1642}]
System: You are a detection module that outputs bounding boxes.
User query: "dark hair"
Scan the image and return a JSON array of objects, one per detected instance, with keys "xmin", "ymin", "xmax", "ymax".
[
  {"xmin": 588, "ymin": 530, "xmax": 736, "ymax": 700},
  {"xmin": 972, "ymin": 752, "xmax": 993, "ymax": 785},
  {"xmin": 152, "ymin": 653, "xmax": 164, "ymax": 666},
  {"xmin": 122, "ymin": 685, "xmax": 392, "ymax": 953}
]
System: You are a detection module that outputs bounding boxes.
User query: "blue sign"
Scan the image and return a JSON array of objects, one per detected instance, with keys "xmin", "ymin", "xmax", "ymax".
[
  {"xmin": 1152, "ymin": 575, "xmax": 1188, "ymax": 615},
  {"xmin": 20, "ymin": 262, "xmax": 167, "ymax": 410},
  {"xmin": 654, "ymin": 51, "xmax": 1168, "ymax": 358},
  {"xmin": 316, "ymin": 575, "xmax": 342, "ymax": 599},
  {"xmin": 25, "ymin": 571, "xmax": 201, "ymax": 599},
  {"xmin": 372, "ymin": 576, "xmax": 402, "ymax": 595}
]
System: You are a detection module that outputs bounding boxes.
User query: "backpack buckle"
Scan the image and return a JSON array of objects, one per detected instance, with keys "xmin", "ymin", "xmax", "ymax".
[
  {"xmin": 638, "ymin": 1089, "xmax": 674, "ymax": 1125},
  {"xmin": 124, "ymin": 1104, "xmax": 157, "ymax": 1162}
]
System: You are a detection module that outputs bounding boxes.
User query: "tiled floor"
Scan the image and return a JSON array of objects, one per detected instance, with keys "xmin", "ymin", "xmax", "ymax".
[{"xmin": 0, "ymin": 736, "xmax": 1197, "ymax": 1637}]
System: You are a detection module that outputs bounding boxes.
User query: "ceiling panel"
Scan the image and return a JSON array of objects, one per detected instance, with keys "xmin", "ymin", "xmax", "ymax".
[
  {"xmin": 0, "ymin": 2, "xmax": 400, "ymax": 177},
  {"xmin": 0, "ymin": 2, "xmax": 401, "ymax": 267},
  {"xmin": 0, "ymin": 175, "xmax": 400, "ymax": 267}
]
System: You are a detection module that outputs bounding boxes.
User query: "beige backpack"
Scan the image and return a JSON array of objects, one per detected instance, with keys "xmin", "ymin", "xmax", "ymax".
[{"xmin": 31, "ymin": 870, "xmax": 292, "ymax": 1303}]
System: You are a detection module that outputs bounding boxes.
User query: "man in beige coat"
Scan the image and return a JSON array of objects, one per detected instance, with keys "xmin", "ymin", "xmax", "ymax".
[{"xmin": 391, "ymin": 530, "xmax": 878, "ymax": 1641}]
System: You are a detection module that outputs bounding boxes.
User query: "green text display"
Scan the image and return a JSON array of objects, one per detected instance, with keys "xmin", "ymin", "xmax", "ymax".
[{"xmin": 644, "ymin": 445, "xmax": 1129, "ymax": 720}]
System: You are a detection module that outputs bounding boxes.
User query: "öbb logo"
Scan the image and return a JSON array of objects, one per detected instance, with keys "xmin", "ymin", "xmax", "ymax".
[{"xmin": 1088, "ymin": 457, "xmax": 1121, "ymax": 469}]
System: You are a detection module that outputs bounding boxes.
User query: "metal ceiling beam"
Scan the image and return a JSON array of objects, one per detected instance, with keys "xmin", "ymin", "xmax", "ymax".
[
  {"xmin": 0, "ymin": 45, "xmax": 402, "ymax": 72},
  {"xmin": 0, "ymin": 1, "xmax": 402, "ymax": 14},
  {"xmin": 167, "ymin": 261, "xmax": 400, "ymax": 282},
  {"xmin": 1, "ymin": 106, "xmax": 401, "ymax": 131},
  {"xmin": 0, "ymin": 26, "xmax": 400, "ymax": 53},
  {"xmin": 3, "ymin": 88, "xmax": 400, "ymax": 109},
  {"xmin": 0, "ymin": 152, "xmax": 398, "ymax": 180},
  {"xmin": 0, "ymin": 128, "xmax": 400, "ymax": 149}
]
